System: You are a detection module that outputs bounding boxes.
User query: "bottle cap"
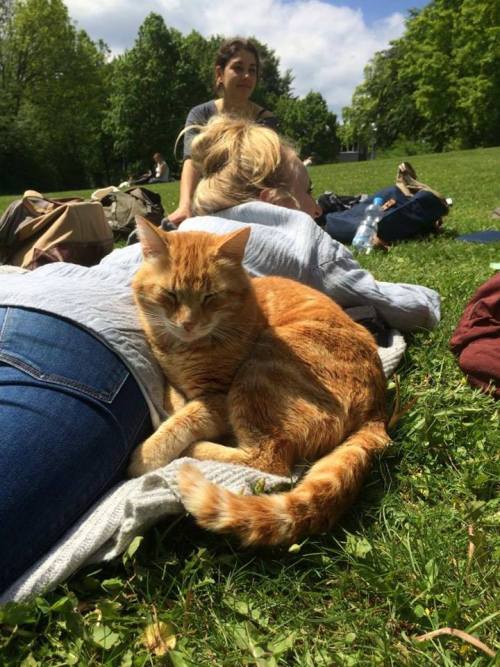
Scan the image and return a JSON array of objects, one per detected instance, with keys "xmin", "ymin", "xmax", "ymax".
[{"xmin": 373, "ymin": 196, "xmax": 384, "ymax": 206}]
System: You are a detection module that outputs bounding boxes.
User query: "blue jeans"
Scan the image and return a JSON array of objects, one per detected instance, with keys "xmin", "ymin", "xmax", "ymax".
[{"xmin": 0, "ymin": 307, "xmax": 152, "ymax": 593}]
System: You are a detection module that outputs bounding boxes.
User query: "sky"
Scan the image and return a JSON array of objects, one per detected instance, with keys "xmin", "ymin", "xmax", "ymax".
[{"xmin": 64, "ymin": 0, "xmax": 429, "ymax": 118}]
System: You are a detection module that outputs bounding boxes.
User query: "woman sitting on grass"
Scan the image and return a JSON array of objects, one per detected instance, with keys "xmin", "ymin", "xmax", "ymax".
[
  {"xmin": 0, "ymin": 115, "xmax": 439, "ymax": 598},
  {"xmin": 167, "ymin": 36, "xmax": 278, "ymax": 226}
]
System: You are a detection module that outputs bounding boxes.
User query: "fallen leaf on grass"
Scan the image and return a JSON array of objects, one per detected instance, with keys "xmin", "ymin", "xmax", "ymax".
[{"xmin": 141, "ymin": 621, "xmax": 177, "ymax": 656}]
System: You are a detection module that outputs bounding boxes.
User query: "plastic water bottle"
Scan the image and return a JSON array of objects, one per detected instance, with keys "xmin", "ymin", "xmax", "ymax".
[{"xmin": 352, "ymin": 196, "xmax": 384, "ymax": 254}]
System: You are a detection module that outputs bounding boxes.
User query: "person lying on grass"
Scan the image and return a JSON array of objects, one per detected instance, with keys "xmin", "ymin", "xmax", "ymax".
[{"xmin": 0, "ymin": 115, "xmax": 439, "ymax": 594}]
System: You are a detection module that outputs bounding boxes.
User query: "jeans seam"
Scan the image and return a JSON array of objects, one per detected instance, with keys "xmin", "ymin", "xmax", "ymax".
[
  {"xmin": 0, "ymin": 351, "xmax": 124, "ymax": 404},
  {"xmin": 128, "ymin": 402, "xmax": 151, "ymax": 447},
  {"xmin": 0, "ymin": 308, "xmax": 8, "ymax": 343},
  {"xmin": 0, "ymin": 307, "xmax": 129, "ymax": 402}
]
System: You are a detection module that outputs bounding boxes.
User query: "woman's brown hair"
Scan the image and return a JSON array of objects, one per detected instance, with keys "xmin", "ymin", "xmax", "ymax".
[{"xmin": 214, "ymin": 37, "xmax": 260, "ymax": 93}]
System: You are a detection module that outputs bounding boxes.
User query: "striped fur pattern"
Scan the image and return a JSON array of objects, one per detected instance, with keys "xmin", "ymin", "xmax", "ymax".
[{"xmin": 129, "ymin": 218, "xmax": 390, "ymax": 546}]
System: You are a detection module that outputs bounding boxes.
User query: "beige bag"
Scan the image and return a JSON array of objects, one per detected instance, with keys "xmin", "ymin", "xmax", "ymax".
[{"xmin": 2, "ymin": 191, "xmax": 114, "ymax": 269}]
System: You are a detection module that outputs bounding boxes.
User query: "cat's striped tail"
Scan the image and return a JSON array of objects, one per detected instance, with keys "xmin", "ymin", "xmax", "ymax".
[{"xmin": 177, "ymin": 421, "xmax": 390, "ymax": 546}]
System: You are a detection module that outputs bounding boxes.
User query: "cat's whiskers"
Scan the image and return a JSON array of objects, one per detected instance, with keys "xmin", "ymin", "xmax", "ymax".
[
  {"xmin": 140, "ymin": 306, "xmax": 166, "ymax": 325},
  {"xmin": 140, "ymin": 305, "xmax": 176, "ymax": 341},
  {"xmin": 210, "ymin": 323, "xmax": 243, "ymax": 344}
]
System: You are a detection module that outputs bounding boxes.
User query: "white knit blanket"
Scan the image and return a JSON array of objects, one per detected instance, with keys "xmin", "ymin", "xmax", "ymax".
[{"xmin": 1, "ymin": 333, "xmax": 405, "ymax": 603}]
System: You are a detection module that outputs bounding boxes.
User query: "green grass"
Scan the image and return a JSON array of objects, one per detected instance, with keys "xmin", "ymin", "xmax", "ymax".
[{"xmin": 1, "ymin": 148, "xmax": 499, "ymax": 666}]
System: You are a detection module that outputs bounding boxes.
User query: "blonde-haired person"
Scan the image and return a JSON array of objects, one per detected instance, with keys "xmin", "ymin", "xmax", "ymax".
[
  {"xmin": 177, "ymin": 114, "xmax": 440, "ymax": 332},
  {"xmin": 189, "ymin": 114, "xmax": 318, "ymax": 219},
  {"xmin": 167, "ymin": 37, "xmax": 278, "ymax": 227}
]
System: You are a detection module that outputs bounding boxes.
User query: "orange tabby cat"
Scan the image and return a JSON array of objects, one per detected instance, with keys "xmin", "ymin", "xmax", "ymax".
[{"xmin": 128, "ymin": 217, "xmax": 390, "ymax": 546}]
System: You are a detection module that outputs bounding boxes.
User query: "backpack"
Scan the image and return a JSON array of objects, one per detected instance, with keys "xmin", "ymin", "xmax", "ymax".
[
  {"xmin": 321, "ymin": 162, "xmax": 449, "ymax": 244},
  {"xmin": 0, "ymin": 191, "xmax": 114, "ymax": 269},
  {"xmin": 95, "ymin": 187, "xmax": 164, "ymax": 239}
]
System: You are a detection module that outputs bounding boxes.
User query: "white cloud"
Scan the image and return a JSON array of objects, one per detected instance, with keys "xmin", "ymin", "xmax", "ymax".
[{"xmin": 64, "ymin": 0, "xmax": 406, "ymax": 117}]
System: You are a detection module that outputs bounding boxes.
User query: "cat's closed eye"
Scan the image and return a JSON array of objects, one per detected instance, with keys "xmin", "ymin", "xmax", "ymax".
[
  {"xmin": 160, "ymin": 289, "xmax": 177, "ymax": 303},
  {"xmin": 202, "ymin": 293, "xmax": 217, "ymax": 304}
]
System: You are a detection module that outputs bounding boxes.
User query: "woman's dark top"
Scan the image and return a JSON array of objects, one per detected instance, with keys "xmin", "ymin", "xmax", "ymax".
[{"xmin": 182, "ymin": 100, "xmax": 279, "ymax": 160}]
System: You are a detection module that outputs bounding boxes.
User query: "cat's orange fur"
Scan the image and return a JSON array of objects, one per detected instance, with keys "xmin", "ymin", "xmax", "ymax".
[{"xmin": 128, "ymin": 217, "xmax": 390, "ymax": 546}]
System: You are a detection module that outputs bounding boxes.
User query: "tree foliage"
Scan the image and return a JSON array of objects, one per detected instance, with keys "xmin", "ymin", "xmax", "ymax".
[
  {"xmin": 276, "ymin": 92, "xmax": 338, "ymax": 161},
  {"xmin": 0, "ymin": 0, "xmax": 109, "ymax": 190},
  {"xmin": 103, "ymin": 14, "xmax": 187, "ymax": 169},
  {"xmin": 342, "ymin": 0, "xmax": 500, "ymax": 153}
]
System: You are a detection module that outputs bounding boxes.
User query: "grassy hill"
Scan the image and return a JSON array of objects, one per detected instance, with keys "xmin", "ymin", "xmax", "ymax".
[{"xmin": 0, "ymin": 148, "xmax": 498, "ymax": 665}]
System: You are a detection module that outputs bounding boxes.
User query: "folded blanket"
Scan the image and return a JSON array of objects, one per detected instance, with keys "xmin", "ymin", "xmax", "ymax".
[
  {"xmin": 1, "ymin": 332, "xmax": 405, "ymax": 603},
  {"xmin": 1, "ymin": 459, "xmax": 289, "ymax": 603}
]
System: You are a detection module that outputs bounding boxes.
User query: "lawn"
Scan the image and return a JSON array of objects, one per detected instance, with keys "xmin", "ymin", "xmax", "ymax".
[{"xmin": 0, "ymin": 147, "xmax": 498, "ymax": 666}]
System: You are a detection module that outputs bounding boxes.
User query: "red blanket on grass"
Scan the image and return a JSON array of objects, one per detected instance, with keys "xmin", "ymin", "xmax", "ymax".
[{"xmin": 450, "ymin": 273, "xmax": 500, "ymax": 399}]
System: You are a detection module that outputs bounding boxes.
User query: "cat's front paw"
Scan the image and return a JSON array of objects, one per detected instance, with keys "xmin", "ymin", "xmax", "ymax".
[{"xmin": 127, "ymin": 436, "xmax": 169, "ymax": 477}]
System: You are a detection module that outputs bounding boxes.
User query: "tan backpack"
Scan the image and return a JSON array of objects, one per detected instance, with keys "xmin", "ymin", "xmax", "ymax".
[{"xmin": 0, "ymin": 191, "xmax": 114, "ymax": 269}]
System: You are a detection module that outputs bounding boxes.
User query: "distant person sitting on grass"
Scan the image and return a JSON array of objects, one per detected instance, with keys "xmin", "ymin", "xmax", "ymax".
[{"xmin": 129, "ymin": 152, "xmax": 169, "ymax": 186}]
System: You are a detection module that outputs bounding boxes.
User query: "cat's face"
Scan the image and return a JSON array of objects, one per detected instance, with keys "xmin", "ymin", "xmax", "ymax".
[{"xmin": 133, "ymin": 220, "xmax": 251, "ymax": 343}]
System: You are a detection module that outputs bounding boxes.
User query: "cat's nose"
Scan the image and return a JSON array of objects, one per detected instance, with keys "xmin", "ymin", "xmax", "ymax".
[{"xmin": 182, "ymin": 321, "xmax": 195, "ymax": 332}]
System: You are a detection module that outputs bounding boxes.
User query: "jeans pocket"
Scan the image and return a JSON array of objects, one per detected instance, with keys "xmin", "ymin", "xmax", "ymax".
[{"xmin": 0, "ymin": 307, "xmax": 128, "ymax": 403}]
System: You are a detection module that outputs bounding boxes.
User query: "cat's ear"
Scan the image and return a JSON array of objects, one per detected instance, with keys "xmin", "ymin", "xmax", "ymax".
[
  {"xmin": 135, "ymin": 216, "xmax": 169, "ymax": 261},
  {"xmin": 214, "ymin": 226, "xmax": 250, "ymax": 262}
]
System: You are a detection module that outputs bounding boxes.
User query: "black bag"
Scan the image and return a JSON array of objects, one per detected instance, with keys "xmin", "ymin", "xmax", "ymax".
[
  {"xmin": 315, "ymin": 192, "xmax": 363, "ymax": 228},
  {"xmin": 321, "ymin": 162, "xmax": 449, "ymax": 244}
]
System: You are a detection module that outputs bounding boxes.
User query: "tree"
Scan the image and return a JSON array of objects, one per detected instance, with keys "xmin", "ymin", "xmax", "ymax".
[
  {"xmin": 175, "ymin": 30, "xmax": 216, "ymax": 105},
  {"xmin": 0, "ymin": 0, "xmax": 109, "ymax": 191},
  {"xmin": 342, "ymin": 0, "xmax": 500, "ymax": 153},
  {"xmin": 1, "ymin": 5, "xmax": 342, "ymax": 191},
  {"xmin": 104, "ymin": 14, "xmax": 191, "ymax": 174},
  {"xmin": 276, "ymin": 92, "xmax": 338, "ymax": 162},
  {"xmin": 399, "ymin": 0, "xmax": 461, "ymax": 151},
  {"xmin": 342, "ymin": 42, "xmax": 424, "ymax": 151},
  {"xmin": 451, "ymin": 0, "xmax": 500, "ymax": 147}
]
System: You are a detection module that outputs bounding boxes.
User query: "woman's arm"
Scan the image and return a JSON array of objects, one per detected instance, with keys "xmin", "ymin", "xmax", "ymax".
[
  {"xmin": 168, "ymin": 159, "xmax": 200, "ymax": 226},
  {"xmin": 168, "ymin": 103, "xmax": 210, "ymax": 226}
]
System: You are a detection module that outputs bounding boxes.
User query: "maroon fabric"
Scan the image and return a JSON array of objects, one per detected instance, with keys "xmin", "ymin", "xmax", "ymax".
[{"xmin": 450, "ymin": 273, "xmax": 500, "ymax": 399}]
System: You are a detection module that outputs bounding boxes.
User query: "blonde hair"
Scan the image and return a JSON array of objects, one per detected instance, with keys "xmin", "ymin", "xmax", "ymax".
[{"xmin": 186, "ymin": 115, "xmax": 300, "ymax": 216}]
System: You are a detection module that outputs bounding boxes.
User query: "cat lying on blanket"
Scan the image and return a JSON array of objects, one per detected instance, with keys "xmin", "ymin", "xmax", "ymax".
[{"xmin": 127, "ymin": 218, "xmax": 390, "ymax": 546}]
